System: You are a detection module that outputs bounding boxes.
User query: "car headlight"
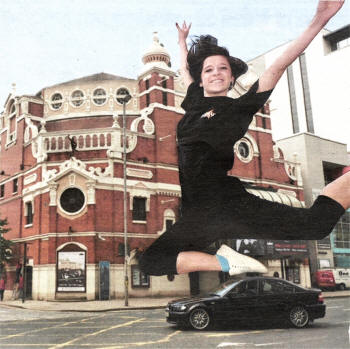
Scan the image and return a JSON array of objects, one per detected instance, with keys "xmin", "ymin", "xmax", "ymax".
[{"xmin": 173, "ymin": 305, "xmax": 187, "ymax": 311}]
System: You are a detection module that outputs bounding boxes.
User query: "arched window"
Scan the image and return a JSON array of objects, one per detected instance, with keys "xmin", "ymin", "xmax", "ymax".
[{"xmin": 159, "ymin": 208, "xmax": 176, "ymax": 234}]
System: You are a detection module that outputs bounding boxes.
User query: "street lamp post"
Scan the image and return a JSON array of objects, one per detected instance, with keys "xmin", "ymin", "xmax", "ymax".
[{"xmin": 121, "ymin": 93, "xmax": 131, "ymax": 307}]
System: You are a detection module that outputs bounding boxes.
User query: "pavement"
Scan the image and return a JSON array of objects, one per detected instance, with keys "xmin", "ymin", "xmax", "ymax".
[{"xmin": 0, "ymin": 290, "xmax": 349, "ymax": 312}]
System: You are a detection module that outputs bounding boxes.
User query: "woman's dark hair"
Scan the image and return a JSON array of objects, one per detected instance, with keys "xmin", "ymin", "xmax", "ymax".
[{"xmin": 187, "ymin": 35, "xmax": 248, "ymax": 86}]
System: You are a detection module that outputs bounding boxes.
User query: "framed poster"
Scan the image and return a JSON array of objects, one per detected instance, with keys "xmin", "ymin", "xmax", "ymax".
[{"xmin": 57, "ymin": 251, "xmax": 86, "ymax": 292}]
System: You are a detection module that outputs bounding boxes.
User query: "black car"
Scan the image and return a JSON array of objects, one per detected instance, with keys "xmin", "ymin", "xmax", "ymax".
[{"xmin": 166, "ymin": 276, "xmax": 325, "ymax": 330}]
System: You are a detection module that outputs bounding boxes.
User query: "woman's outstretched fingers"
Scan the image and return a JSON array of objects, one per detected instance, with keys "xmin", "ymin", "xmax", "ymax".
[
  {"xmin": 176, "ymin": 21, "xmax": 191, "ymax": 40},
  {"xmin": 315, "ymin": 0, "xmax": 345, "ymax": 21}
]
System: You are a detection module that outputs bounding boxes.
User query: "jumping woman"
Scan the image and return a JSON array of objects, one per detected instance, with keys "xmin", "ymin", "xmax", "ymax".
[{"xmin": 140, "ymin": 0, "xmax": 349, "ymax": 277}]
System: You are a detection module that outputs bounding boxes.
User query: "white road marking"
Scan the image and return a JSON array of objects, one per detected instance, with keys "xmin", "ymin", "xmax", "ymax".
[
  {"xmin": 327, "ymin": 306, "xmax": 343, "ymax": 309},
  {"xmin": 217, "ymin": 343, "xmax": 249, "ymax": 348},
  {"xmin": 255, "ymin": 343, "xmax": 284, "ymax": 347},
  {"xmin": 334, "ymin": 320, "xmax": 350, "ymax": 324},
  {"xmin": 216, "ymin": 343, "xmax": 285, "ymax": 348}
]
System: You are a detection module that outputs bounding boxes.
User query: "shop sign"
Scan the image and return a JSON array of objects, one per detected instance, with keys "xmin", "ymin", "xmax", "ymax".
[
  {"xmin": 233, "ymin": 239, "xmax": 308, "ymax": 257},
  {"xmin": 272, "ymin": 240, "xmax": 308, "ymax": 256}
]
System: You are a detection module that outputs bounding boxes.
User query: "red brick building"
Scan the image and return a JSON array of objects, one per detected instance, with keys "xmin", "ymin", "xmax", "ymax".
[{"xmin": 0, "ymin": 33, "xmax": 309, "ymax": 300}]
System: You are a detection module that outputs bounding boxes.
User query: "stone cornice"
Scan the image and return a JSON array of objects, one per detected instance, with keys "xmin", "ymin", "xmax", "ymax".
[{"xmin": 11, "ymin": 231, "xmax": 160, "ymax": 243}]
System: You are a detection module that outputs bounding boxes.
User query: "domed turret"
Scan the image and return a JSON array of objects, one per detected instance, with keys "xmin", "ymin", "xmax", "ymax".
[{"xmin": 142, "ymin": 32, "xmax": 171, "ymax": 69}]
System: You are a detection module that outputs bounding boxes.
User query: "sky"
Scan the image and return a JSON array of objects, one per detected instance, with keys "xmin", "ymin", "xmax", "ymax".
[{"xmin": 0, "ymin": 0, "xmax": 349, "ymax": 145}]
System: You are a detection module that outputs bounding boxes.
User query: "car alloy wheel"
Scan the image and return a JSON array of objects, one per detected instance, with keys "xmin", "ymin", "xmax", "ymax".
[
  {"xmin": 339, "ymin": 283, "xmax": 346, "ymax": 291},
  {"xmin": 189, "ymin": 308, "xmax": 210, "ymax": 330},
  {"xmin": 289, "ymin": 306, "xmax": 309, "ymax": 328}
]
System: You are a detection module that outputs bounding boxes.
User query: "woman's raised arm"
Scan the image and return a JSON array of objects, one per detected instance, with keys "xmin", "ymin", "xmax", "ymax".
[
  {"xmin": 258, "ymin": 0, "xmax": 345, "ymax": 93},
  {"xmin": 176, "ymin": 21, "xmax": 193, "ymax": 90}
]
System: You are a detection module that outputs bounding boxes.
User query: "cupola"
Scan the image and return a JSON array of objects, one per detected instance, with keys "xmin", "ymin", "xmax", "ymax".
[{"xmin": 142, "ymin": 32, "xmax": 171, "ymax": 70}]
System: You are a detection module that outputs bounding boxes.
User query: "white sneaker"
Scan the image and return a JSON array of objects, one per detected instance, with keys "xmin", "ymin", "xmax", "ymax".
[{"xmin": 217, "ymin": 244, "xmax": 267, "ymax": 276}]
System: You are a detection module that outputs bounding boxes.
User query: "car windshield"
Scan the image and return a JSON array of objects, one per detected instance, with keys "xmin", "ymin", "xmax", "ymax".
[{"xmin": 208, "ymin": 280, "xmax": 242, "ymax": 297}]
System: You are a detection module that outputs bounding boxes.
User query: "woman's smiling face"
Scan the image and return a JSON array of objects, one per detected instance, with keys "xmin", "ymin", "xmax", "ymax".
[{"xmin": 200, "ymin": 55, "xmax": 234, "ymax": 97}]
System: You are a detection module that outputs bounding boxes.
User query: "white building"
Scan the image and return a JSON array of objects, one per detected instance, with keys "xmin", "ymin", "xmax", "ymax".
[
  {"xmin": 249, "ymin": 25, "xmax": 350, "ymax": 149},
  {"xmin": 249, "ymin": 25, "xmax": 350, "ymax": 276},
  {"xmin": 275, "ymin": 133, "xmax": 349, "ymax": 275}
]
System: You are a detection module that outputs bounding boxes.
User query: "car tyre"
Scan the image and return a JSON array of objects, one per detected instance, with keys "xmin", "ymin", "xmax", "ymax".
[
  {"xmin": 339, "ymin": 283, "xmax": 346, "ymax": 291},
  {"xmin": 189, "ymin": 308, "xmax": 210, "ymax": 330},
  {"xmin": 289, "ymin": 305, "xmax": 309, "ymax": 328}
]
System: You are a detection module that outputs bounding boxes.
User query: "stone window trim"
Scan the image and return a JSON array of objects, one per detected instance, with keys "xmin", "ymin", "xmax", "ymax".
[
  {"xmin": 129, "ymin": 188, "xmax": 151, "ymax": 212},
  {"xmin": 70, "ymin": 89, "xmax": 85, "ymax": 108},
  {"xmin": 24, "ymin": 199, "xmax": 34, "ymax": 227},
  {"xmin": 132, "ymin": 197, "xmax": 147, "ymax": 222},
  {"xmin": 235, "ymin": 139, "xmax": 253, "ymax": 163},
  {"xmin": 58, "ymin": 186, "xmax": 87, "ymax": 216},
  {"xmin": 57, "ymin": 241, "xmax": 87, "ymax": 253},
  {"xmin": 7, "ymin": 99, "xmax": 17, "ymax": 116},
  {"xmin": 130, "ymin": 190, "xmax": 150, "ymax": 224},
  {"xmin": 133, "ymin": 220, "xmax": 147, "ymax": 225},
  {"xmin": 234, "ymin": 134, "xmax": 259, "ymax": 163},
  {"xmin": 92, "ymin": 87, "xmax": 107, "ymax": 106},
  {"xmin": 158, "ymin": 208, "xmax": 176, "ymax": 235},
  {"xmin": 50, "ymin": 92, "xmax": 64, "ymax": 111},
  {"xmin": 115, "ymin": 87, "xmax": 132, "ymax": 105}
]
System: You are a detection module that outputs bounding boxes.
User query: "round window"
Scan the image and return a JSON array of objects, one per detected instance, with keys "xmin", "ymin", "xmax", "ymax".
[
  {"xmin": 238, "ymin": 142, "xmax": 250, "ymax": 159},
  {"xmin": 116, "ymin": 88, "xmax": 130, "ymax": 104},
  {"xmin": 71, "ymin": 90, "xmax": 84, "ymax": 107},
  {"xmin": 235, "ymin": 139, "xmax": 254, "ymax": 163},
  {"xmin": 92, "ymin": 88, "xmax": 107, "ymax": 105},
  {"xmin": 51, "ymin": 93, "xmax": 63, "ymax": 110},
  {"xmin": 60, "ymin": 188, "xmax": 85, "ymax": 214}
]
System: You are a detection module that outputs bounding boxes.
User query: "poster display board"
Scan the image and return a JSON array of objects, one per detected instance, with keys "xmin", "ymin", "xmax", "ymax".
[{"xmin": 57, "ymin": 251, "xmax": 86, "ymax": 292}]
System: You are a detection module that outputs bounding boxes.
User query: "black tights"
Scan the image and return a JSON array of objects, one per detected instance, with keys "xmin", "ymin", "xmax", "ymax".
[{"xmin": 139, "ymin": 194, "xmax": 344, "ymax": 276}]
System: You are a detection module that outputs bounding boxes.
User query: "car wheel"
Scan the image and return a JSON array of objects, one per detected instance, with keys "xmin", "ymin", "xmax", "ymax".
[
  {"xmin": 289, "ymin": 306, "xmax": 309, "ymax": 328},
  {"xmin": 189, "ymin": 308, "xmax": 210, "ymax": 330},
  {"xmin": 339, "ymin": 283, "xmax": 346, "ymax": 291}
]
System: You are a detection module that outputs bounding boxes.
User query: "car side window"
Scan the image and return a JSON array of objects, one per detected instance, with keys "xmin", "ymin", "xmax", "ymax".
[
  {"xmin": 231, "ymin": 280, "xmax": 258, "ymax": 297},
  {"xmin": 262, "ymin": 280, "xmax": 295, "ymax": 294},
  {"xmin": 281, "ymin": 281, "xmax": 295, "ymax": 293}
]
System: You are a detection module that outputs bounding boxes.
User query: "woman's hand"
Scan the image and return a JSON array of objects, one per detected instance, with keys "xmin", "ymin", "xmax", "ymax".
[
  {"xmin": 258, "ymin": 0, "xmax": 345, "ymax": 93},
  {"xmin": 314, "ymin": 0, "xmax": 345, "ymax": 23},
  {"xmin": 176, "ymin": 21, "xmax": 191, "ymax": 44},
  {"xmin": 176, "ymin": 21, "xmax": 193, "ymax": 89}
]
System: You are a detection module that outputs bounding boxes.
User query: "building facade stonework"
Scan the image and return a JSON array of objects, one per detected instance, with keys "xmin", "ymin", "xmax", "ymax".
[{"xmin": 0, "ymin": 34, "xmax": 311, "ymax": 300}]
